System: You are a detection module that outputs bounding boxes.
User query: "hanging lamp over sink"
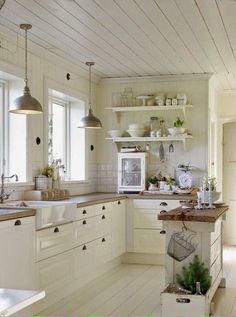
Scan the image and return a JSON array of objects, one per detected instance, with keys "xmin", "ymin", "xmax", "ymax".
[
  {"xmin": 9, "ymin": 24, "xmax": 43, "ymax": 114},
  {"xmin": 78, "ymin": 62, "xmax": 102, "ymax": 129}
]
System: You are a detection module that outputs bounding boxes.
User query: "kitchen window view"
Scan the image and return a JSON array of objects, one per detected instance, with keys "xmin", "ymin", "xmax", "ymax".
[
  {"xmin": 48, "ymin": 89, "xmax": 86, "ymax": 181},
  {"xmin": 0, "ymin": 76, "xmax": 26, "ymax": 182}
]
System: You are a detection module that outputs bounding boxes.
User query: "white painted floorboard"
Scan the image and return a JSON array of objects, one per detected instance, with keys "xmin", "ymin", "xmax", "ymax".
[{"xmin": 40, "ymin": 246, "xmax": 236, "ymax": 317}]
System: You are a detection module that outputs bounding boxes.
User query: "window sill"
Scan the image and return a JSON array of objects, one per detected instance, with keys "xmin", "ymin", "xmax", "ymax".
[
  {"xmin": 4, "ymin": 181, "xmax": 34, "ymax": 188},
  {"xmin": 60, "ymin": 180, "xmax": 89, "ymax": 185}
]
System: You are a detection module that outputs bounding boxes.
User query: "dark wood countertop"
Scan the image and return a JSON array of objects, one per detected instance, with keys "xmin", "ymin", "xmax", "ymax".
[
  {"xmin": 0, "ymin": 207, "xmax": 36, "ymax": 222},
  {"xmin": 158, "ymin": 205, "xmax": 228, "ymax": 222}
]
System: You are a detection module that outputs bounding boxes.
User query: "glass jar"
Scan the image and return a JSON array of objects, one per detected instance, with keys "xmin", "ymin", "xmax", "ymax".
[
  {"xmin": 150, "ymin": 117, "xmax": 159, "ymax": 137},
  {"xmin": 160, "ymin": 119, "xmax": 168, "ymax": 137}
]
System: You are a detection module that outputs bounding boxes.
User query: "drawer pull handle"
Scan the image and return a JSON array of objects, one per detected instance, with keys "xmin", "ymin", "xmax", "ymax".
[
  {"xmin": 176, "ymin": 298, "xmax": 191, "ymax": 304},
  {"xmin": 118, "ymin": 201, "xmax": 121, "ymax": 205},
  {"xmin": 82, "ymin": 210, "xmax": 87, "ymax": 214},
  {"xmin": 102, "ymin": 215, "xmax": 106, "ymax": 219},
  {"xmin": 54, "ymin": 227, "xmax": 59, "ymax": 233},
  {"xmin": 14, "ymin": 219, "xmax": 21, "ymax": 226},
  {"xmin": 160, "ymin": 230, "xmax": 166, "ymax": 234},
  {"xmin": 82, "ymin": 245, "xmax": 87, "ymax": 250},
  {"xmin": 160, "ymin": 210, "xmax": 167, "ymax": 214},
  {"xmin": 102, "ymin": 238, "xmax": 106, "ymax": 242},
  {"xmin": 83, "ymin": 220, "xmax": 87, "ymax": 225},
  {"xmin": 102, "ymin": 206, "xmax": 106, "ymax": 210},
  {"xmin": 160, "ymin": 202, "xmax": 168, "ymax": 206}
]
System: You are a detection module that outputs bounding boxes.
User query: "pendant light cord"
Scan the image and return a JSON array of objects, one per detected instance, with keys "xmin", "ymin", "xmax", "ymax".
[
  {"xmin": 88, "ymin": 63, "xmax": 91, "ymax": 110},
  {"xmin": 24, "ymin": 28, "xmax": 28, "ymax": 87}
]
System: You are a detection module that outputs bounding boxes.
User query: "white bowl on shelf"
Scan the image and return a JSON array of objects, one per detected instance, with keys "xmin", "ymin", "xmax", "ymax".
[
  {"xmin": 107, "ymin": 130, "xmax": 125, "ymax": 138},
  {"xmin": 127, "ymin": 129, "xmax": 146, "ymax": 137},
  {"xmin": 128, "ymin": 123, "xmax": 146, "ymax": 130},
  {"xmin": 168, "ymin": 127, "xmax": 185, "ymax": 135}
]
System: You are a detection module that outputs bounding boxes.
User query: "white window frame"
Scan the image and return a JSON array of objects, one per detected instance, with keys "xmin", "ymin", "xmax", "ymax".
[{"xmin": 45, "ymin": 82, "xmax": 88, "ymax": 183}]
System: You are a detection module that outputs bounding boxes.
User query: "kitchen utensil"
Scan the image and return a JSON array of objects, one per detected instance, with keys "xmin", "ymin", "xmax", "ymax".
[
  {"xmin": 169, "ymin": 144, "xmax": 174, "ymax": 152},
  {"xmin": 159, "ymin": 142, "xmax": 165, "ymax": 162},
  {"xmin": 167, "ymin": 221, "xmax": 197, "ymax": 262}
]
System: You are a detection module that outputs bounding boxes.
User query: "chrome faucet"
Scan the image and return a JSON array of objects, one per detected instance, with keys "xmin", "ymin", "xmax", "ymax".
[{"xmin": 0, "ymin": 173, "xmax": 19, "ymax": 203}]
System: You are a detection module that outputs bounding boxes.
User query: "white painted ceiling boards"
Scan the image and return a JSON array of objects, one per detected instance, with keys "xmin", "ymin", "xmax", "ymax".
[{"xmin": 1, "ymin": 0, "xmax": 236, "ymax": 88}]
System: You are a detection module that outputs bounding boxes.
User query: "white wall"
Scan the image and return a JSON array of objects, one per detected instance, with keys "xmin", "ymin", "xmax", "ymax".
[
  {"xmin": 96, "ymin": 75, "xmax": 210, "ymax": 192},
  {"xmin": 0, "ymin": 32, "xmax": 99, "ymax": 197}
]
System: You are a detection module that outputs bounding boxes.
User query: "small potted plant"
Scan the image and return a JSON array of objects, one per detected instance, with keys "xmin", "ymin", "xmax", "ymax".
[
  {"xmin": 42, "ymin": 165, "xmax": 54, "ymax": 189},
  {"xmin": 168, "ymin": 117, "xmax": 185, "ymax": 135},
  {"xmin": 147, "ymin": 175, "xmax": 158, "ymax": 191}
]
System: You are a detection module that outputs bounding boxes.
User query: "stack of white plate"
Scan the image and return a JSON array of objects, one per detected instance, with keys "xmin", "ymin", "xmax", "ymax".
[{"xmin": 127, "ymin": 123, "xmax": 146, "ymax": 137}]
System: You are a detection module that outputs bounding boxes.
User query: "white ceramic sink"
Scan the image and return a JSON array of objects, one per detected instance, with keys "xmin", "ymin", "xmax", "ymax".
[{"xmin": 5, "ymin": 200, "xmax": 76, "ymax": 229}]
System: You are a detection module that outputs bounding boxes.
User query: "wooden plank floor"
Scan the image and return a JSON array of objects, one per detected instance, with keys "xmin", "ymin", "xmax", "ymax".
[{"xmin": 40, "ymin": 246, "xmax": 236, "ymax": 317}]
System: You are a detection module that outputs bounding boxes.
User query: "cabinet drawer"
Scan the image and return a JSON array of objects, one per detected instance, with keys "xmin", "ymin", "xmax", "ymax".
[
  {"xmin": 211, "ymin": 235, "xmax": 221, "ymax": 265},
  {"xmin": 133, "ymin": 229, "xmax": 165, "ymax": 254},
  {"xmin": 94, "ymin": 212, "xmax": 111, "ymax": 238},
  {"xmin": 36, "ymin": 249, "xmax": 73, "ymax": 293},
  {"xmin": 94, "ymin": 202, "xmax": 114, "ymax": 216},
  {"xmin": 94, "ymin": 235, "xmax": 112, "ymax": 265},
  {"xmin": 0, "ymin": 216, "xmax": 34, "ymax": 229},
  {"xmin": 76, "ymin": 205, "xmax": 95, "ymax": 220},
  {"xmin": 134, "ymin": 209, "xmax": 163, "ymax": 229},
  {"xmin": 36, "ymin": 223, "xmax": 74, "ymax": 261},
  {"xmin": 133, "ymin": 199, "xmax": 180, "ymax": 211},
  {"xmin": 210, "ymin": 254, "xmax": 222, "ymax": 284},
  {"xmin": 74, "ymin": 217, "xmax": 95, "ymax": 246},
  {"xmin": 74, "ymin": 241, "xmax": 95, "ymax": 278}
]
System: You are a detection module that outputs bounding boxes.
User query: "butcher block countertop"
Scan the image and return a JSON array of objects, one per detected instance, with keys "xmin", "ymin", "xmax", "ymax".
[
  {"xmin": 0, "ymin": 208, "xmax": 36, "ymax": 222},
  {"xmin": 158, "ymin": 205, "xmax": 228, "ymax": 222}
]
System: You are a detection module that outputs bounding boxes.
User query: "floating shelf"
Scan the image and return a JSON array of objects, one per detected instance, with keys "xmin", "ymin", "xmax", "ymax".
[
  {"xmin": 105, "ymin": 105, "xmax": 193, "ymax": 122},
  {"xmin": 106, "ymin": 135, "xmax": 193, "ymax": 151}
]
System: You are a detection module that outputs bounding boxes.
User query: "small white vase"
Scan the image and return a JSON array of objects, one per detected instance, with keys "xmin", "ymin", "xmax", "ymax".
[{"xmin": 148, "ymin": 183, "xmax": 158, "ymax": 191}]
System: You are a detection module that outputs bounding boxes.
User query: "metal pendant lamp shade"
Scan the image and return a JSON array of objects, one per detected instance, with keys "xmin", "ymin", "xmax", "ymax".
[
  {"xmin": 9, "ymin": 24, "xmax": 43, "ymax": 114},
  {"xmin": 78, "ymin": 62, "xmax": 102, "ymax": 129}
]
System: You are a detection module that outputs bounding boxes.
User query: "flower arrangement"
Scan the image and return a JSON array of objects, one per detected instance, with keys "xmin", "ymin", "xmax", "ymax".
[{"xmin": 42, "ymin": 165, "xmax": 54, "ymax": 178}]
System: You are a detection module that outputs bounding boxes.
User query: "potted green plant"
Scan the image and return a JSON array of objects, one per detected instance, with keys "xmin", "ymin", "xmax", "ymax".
[
  {"xmin": 168, "ymin": 117, "xmax": 185, "ymax": 135},
  {"xmin": 147, "ymin": 175, "xmax": 158, "ymax": 191}
]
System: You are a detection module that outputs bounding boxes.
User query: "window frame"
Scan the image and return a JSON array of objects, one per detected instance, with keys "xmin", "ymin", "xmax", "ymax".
[{"xmin": 46, "ymin": 86, "xmax": 88, "ymax": 183}]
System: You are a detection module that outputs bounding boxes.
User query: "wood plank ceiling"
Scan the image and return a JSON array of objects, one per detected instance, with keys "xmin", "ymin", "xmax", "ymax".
[{"xmin": 1, "ymin": 0, "xmax": 236, "ymax": 89}]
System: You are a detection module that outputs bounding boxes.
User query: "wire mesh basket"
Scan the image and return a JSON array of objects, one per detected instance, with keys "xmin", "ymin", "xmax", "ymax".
[{"xmin": 167, "ymin": 230, "xmax": 197, "ymax": 262}]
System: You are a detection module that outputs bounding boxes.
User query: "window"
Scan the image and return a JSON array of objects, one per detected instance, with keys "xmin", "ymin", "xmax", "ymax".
[
  {"xmin": 0, "ymin": 76, "xmax": 27, "ymax": 182},
  {"xmin": 48, "ymin": 89, "xmax": 86, "ymax": 181}
]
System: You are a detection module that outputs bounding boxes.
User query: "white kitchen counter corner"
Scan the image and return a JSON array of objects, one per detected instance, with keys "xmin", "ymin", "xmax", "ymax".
[{"xmin": 0, "ymin": 288, "xmax": 45, "ymax": 317}]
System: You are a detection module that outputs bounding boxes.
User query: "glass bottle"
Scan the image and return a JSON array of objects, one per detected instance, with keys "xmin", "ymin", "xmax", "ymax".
[
  {"xmin": 150, "ymin": 117, "xmax": 159, "ymax": 137},
  {"xmin": 195, "ymin": 282, "xmax": 202, "ymax": 295},
  {"xmin": 160, "ymin": 119, "xmax": 168, "ymax": 137}
]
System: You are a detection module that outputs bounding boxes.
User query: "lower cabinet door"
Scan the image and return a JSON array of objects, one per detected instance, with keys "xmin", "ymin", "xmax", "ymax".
[
  {"xmin": 74, "ymin": 241, "xmax": 94, "ymax": 279},
  {"xmin": 133, "ymin": 229, "xmax": 165, "ymax": 254},
  {"xmin": 36, "ymin": 249, "xmax": 74, "ymax": 293},
  {"xmin": 94, "ymin": 235, "xmax": 112, "ymax": 265}
]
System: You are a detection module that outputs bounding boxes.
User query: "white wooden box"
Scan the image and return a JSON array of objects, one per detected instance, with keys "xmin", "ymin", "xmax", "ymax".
[{"xmin": 161, "ymin": 288, "xmax": 210, "ymax": 317}]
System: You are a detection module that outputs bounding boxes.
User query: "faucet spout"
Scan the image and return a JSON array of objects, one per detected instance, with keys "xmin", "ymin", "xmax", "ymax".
[{"xmin": 0, "ymin": 173, "xmax": 19, "ymax": 203}]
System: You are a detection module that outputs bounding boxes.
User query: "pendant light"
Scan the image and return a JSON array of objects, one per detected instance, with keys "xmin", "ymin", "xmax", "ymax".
[
  {"xmin": 9, "ymin": 24, "xmax": 43, "ymax": 114},
  {"xmin": 78, "ymin": 62, "xmax": 102, "ymax": 129}
]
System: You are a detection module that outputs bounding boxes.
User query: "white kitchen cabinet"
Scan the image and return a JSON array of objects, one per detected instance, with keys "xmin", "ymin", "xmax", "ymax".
[
  {"xmin": 36, "ymin": 249, "xmax": 74, "ymax": 293},
  {"xmin": 73, "ymin": 217, "xmax": 95, "ymax": 246},
  {"xmin": 0, "ymin": 216, "xmax": 35, "ymax": 289},
  {"xmin": 36, "ymin": 222, "xmax": 74, "ymax": 261},
  {"xmin": 111, "ymin": 199, "xmax": 126, "ymax": 258},
  {"xmin": 131, "ymin": 199, "xmax": 180, "ymax": 254},
  {"xmin": 94, "ymin": 235, "xmax": 112, "ymax": 265},
  {"xmin": 74, "ymin": 241, "xmax": 95, "ymax": 279},
  {"xmin": 134, "ymin": 229, "xmax": 165, "ymax": 254},
  {"xmin": 118, "ymin": 152, "xmax": 148, "ymax": 193}
]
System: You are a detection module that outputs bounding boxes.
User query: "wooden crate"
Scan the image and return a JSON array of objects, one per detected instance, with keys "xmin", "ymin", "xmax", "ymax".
[{"xmin": 161, "ymin": 287, "xmax": 210, "ymax": 317}]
